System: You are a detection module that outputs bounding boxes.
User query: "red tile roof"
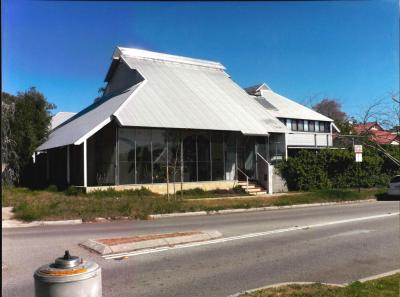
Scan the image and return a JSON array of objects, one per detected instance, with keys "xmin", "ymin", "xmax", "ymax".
[
  {"xmin": 371, "ymin": 131, "xmax": 400, "ymax": 145},
  {"xmin": 353, "ymin": 122, "xmax": 383, "ymax": 134}
]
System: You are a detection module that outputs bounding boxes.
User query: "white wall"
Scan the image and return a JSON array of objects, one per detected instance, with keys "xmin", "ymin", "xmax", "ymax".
[{"xmin": 286, "ymin": 132, "xmax": 332, "ymax": 147}]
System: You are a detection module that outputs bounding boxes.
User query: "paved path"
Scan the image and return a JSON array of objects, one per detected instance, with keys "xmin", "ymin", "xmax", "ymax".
[{"xmin": 2, "ymin": 201, "xmax": 399, "ymax": 297}]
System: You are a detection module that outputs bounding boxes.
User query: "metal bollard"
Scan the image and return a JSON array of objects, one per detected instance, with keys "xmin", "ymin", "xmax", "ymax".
[{"xmin": 34, "ymin": 250, "xmax": 102, "ymax": 297}]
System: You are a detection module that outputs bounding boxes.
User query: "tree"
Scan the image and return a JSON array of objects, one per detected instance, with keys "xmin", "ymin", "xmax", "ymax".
[
  {"xmin": 312, "ymin": 99, "xmax": 347, "ymax": 122},
  {"xmin": 312, "ymin": 98, "xmax": 352, "ymax": 134},
  {"xmin": 1, "ymin": 88, "xmax": 55, "ymax": 185}
]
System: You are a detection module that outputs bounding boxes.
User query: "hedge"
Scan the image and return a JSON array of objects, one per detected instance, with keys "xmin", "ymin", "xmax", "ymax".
[{"xmin": 277, "ymin": 147, "xmax": 400, "ymax": 191}]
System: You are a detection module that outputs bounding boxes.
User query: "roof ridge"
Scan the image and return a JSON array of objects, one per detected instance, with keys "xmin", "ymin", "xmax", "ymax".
[{"xmin": 114, "ymin": 47, "xmax": 226, "ymax": 70}]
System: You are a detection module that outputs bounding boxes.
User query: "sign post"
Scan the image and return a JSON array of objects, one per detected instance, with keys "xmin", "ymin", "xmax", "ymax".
[{"xmin": 354, "ymin": 145, "xmax": 363, "ymax": 192}]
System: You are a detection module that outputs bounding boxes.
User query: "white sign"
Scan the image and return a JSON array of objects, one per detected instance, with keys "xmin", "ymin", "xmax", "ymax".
[
  {"xmin": 355, "ymin": 152, "xmax": 363, "ymax": 162},
  {"xmin": 354, "ymin": 145, "xmax": 363, "ymax": 153}
]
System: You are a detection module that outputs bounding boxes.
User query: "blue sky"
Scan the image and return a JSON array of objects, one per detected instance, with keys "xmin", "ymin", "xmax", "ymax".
[{"xmin": 2, "ymin": 1, "xmax": 399, "ymax": 119}]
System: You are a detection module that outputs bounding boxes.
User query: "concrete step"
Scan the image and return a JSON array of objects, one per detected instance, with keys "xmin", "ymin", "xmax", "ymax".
[
  {"xmin": 250, "ymin": 191, "xmax": 267, "ymax": 195},
  {"xmin": 245, "ymin": 187, "xmax": 265, "ymax": 193}
]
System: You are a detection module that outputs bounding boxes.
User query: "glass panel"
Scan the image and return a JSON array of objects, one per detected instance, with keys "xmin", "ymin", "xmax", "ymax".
[
  {"xmin": 225, "ymin": 132, "xmax": 236, "ymax": 180},
  {"xmin": 291, "ymin": 119, "xmax": 298, "ymax": 131},
  {"xmin": 87, "ymin": 123, "xmax": 116, "ymax": 186},
  {"xmin": 269, "ymin": 133, "xmax": 285, "ymax": 163},
  {"xmin": 182, "ymin": 132, "xmax": 197, "ymax": 182},
  {"xmin": 118, "ymin": 128, "xmax": 135, "ymax": 185},
  {"xmin": 152, "ymin": 129, "xmax": 168, "ymax": 183},
  {"xmin": 197, "ymin": 132, "xmax": 210, "ymax": 181},
  {"xmin": 237, "ymin": 134, "xmax": 255, "ymax": 179},
  {"xmin": 309, "ymin": 121, "xmax": 315, "ymax": 132},
  {"xmin": 211, "ymin": 132, "xmax": 224, "ymax": 181},
  {"xmin": 167, "ymin": 130, "xmax": 182, "ymax": 183},
  {"xmin": 136, "ymin": 128, "xmax": 152, "ymax": 183},
  {"xmin": 298, "ymin": 120, "xmax": 304, "ymax": 131}
]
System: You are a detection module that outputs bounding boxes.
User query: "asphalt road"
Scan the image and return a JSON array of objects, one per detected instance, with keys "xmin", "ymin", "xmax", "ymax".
[{"xmin": 2, "ymin": 201, "xmax": 399, "ymax": 297}]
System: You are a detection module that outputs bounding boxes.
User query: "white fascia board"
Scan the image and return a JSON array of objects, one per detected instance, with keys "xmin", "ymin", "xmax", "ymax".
[
  {"xmin": 113, "ymin": 78, "xmax": 147, "ymax": 126},
  {"xmin": 74, "ymin": 117, "xmax": 112, "ymax": 145},
  {"xmin": 332, "ymin": 122, "xmax": 341, "ymax": 133}
]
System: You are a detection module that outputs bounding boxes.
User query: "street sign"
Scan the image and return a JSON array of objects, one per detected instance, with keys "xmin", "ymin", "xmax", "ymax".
[
  {"xmin": 354, "ymin": 145, "xmax": 363, "ymax": 153},
  {"xmin": 355, "ymin": 145, "xmax": 363, "ymax": 162}
]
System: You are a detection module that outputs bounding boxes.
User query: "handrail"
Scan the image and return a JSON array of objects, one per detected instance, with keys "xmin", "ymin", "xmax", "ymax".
[
  {"xmin": 237, "ymin": 167, "xmax": 249, "ymax": 191},
  {"xmin": 256, "ymin": 152, "xmax": 271, "ymax": 166}
]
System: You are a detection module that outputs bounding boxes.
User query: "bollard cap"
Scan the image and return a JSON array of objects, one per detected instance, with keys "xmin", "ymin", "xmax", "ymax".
[
  {"xmin": 54, "ymin": 250, "xmax": 80, "ymax": 268},
  {"xmin": 34, "ymin": 250, "xmax": 100, "ymax": 283}
]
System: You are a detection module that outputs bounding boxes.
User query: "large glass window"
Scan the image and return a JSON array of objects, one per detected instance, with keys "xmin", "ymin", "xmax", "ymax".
[
  {"xmin": 87, "ymin": 123, "xmax": 116, "ymax": 186},
  {"xmin": 211, "ymin": 132, "xmax": 224, "ymax": 181},
  {"xmin": 182, "ymin": 132, "xmax": 197, "ymax": 182},
  {"xmin": 118, "ymin": 128, "xmax": 135, "ymax": 184},
  {"xmin": 152, "ymin": 129, "xmax": 168, "ymax": 183},
  {"xmin": 197, "ymin": 132, "xmax": 210, "ymax": 181},
  {"xmin": 167, "ymin": 130, "xmax": 182, "ymax": 184},
  {"xmin": 136, "ymin": 129, "xmax": 152, "ymax": 183}
]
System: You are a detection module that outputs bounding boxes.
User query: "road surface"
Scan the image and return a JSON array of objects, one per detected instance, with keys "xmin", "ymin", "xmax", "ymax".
[{"xmin": 2, "ymin": 201, "xmax": 399, "ymax": 297}]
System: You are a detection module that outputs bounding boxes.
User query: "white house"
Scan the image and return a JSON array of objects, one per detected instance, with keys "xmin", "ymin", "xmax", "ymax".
[{"xmin": 36, "ymin": 47, "xmax": 335, "ymax": 194}]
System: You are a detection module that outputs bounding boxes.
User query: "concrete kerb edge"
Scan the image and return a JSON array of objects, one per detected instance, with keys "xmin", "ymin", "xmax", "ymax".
[
  {"xmin": 2, "ymin": 219, "xmax": 82, "ymax": 229},
  {"xmin": 80, "ymin": 230, "xmax": 222, "ymax": 255},
  {"xmin": 149, "ymin": 199, "xmax": 377, "ymax": 219},
  {"xmin": 227, "ymin": 269, "xmax": 400, "ymax": 297}
]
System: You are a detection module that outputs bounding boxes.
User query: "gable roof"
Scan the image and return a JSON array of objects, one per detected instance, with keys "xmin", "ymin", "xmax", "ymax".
[
  {"xmin": 37, "ymin": 83, "xmax": 143, "ymax": 151},
  {"xmin": 51, "ymin": 112, "xmax": 76, "ymax": 130},
  {"xmin": 246, "ymin": 85, "xmax": 333, "ymax": 122},
  {"xmin": 244, "ymin": 83, "xmax": 271, "ymax": 95},
  {"xmin": 115, "ymin": 52, "xmax": 287, "ymax": 135},
  {"xmin": 37, "ymin": 47, "xmax": 289, "ymax": 151}
]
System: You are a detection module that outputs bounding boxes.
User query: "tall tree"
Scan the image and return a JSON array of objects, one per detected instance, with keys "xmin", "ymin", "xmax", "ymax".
[
  {"xmin": 2, "ymin": 88, "xmax": 55, "ymax": 185},
  {"xmin": 312, "ymin": 98, "xmax": 351, "ymax": 134},
  {"xmin": 312, "ymin": 99, "xmax": 347, "ymax": 122}
]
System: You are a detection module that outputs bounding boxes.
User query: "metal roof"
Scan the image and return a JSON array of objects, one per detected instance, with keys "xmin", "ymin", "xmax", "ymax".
[
  {"xmin": 116, "ymin": 55, "xmax": 287, "ymax": 135},
  {"xmin": 37, "ymin": 47, "xmax": 289, "ymax": 151},
  {"xmin": 50, "ymin": 112, "xmax": 76, "ymax": 130},
  {"xmin": 37, "ymin": 84, "xmax": 142, "ymax": 151},
  {"xmin": 250, "ymin": 89, "xmax": 333, "ymax": 122}
]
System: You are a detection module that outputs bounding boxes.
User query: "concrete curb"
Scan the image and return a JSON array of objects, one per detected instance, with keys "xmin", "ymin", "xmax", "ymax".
[
  {"xmin": 2, "ymin": 219, "xmax": 82, "ymax": 229},
  {"xmin": 149, "ymin": 199, "xmax": 377, "ymax": 219},
  {"xmin": 227, "ymin": 268, "xmax": 400, "ymax": 297},
  {"xmin": 80, "ymin": 230, "xmax": 222, "ymax": 255},
  {"xmin": 2, "ymin": 199, "xmax": 377, "ymax": 228}
]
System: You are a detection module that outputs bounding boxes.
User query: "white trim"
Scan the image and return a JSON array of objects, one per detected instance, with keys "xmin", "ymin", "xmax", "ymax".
[
  {"xmin": 73, "ymin": 117, "xmax": 112, "ymax": 145},
  {"xmin": 332, "ymin": 122, "xmax": 341, "ymax": 133},
  {"xmin": 83, "ymin": 140, "xmax": 87, "ymax": 187}
]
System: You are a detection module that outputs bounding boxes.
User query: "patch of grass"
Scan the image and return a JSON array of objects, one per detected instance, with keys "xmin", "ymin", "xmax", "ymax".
[
  {"xmin": 239, "ymin": 273, "xmax": 400, "ymax": 297},
  {"xmin": 176, "ymin": 187, "xmax": 249, "ymax": 199},
  {"xmin": 2, "ymin": 187, "xmax": 384, "ymax": 222}
]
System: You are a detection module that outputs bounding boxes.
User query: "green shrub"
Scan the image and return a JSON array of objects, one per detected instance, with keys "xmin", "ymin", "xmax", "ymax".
[
  {"xmin": 65, "ymin": 186, "xmax": 83, "ymax": 196},
  {"xmin": 46, "ymin": 184, "xmax": 58, "ymax": 192},
  {"xmin": 277, "ymin": 147, "xmax": 399, "ymax": 191}
]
